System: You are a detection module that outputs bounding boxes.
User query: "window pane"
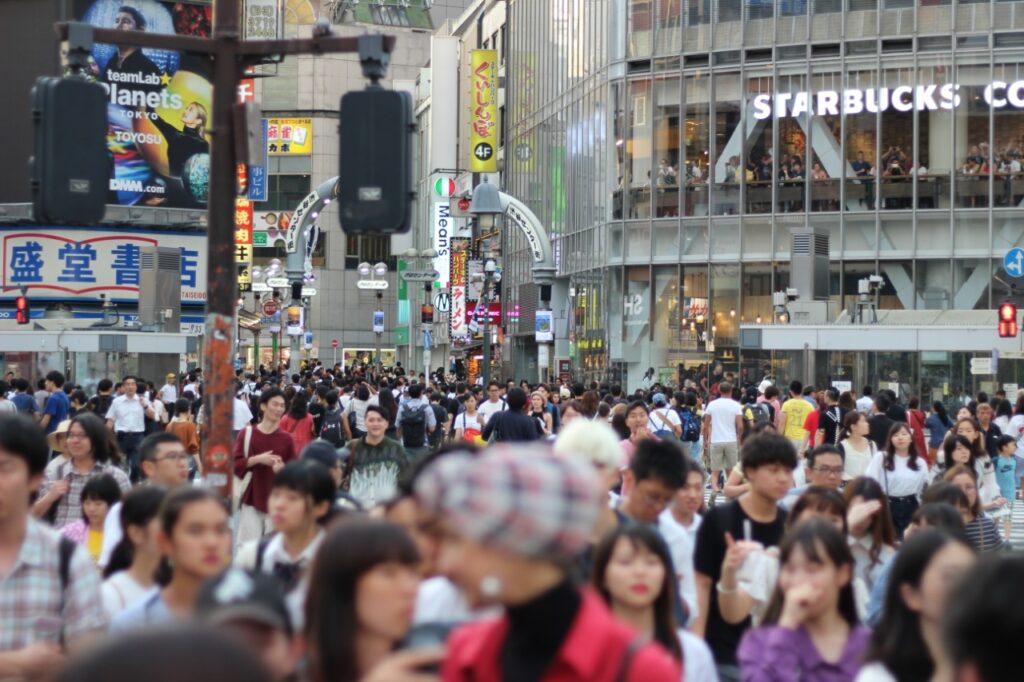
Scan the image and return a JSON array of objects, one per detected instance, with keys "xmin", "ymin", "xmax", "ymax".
[
  {"xmin": 810, "ymin": 67, "xmax": 842, "ymax": 212},
  {"xmin": 879, "ymin": 67, "xmax": 914, "ymax": 210},
  {"xmin": 955, "ymin": 60, "xmax": 990, "ymax": 209},
  {"xmin": 626, "ymin": 79, "xmax": 653, "ymax": 219},
  {"xmin": 628, "ymin": 0, "xmax": 653, "ymax": 57},
  {"xmin": 653, "ymin": 76, "xmax": 681, "ymax": 217},
  {"xmin": 777, "ymin": 71, "xmax": 807, "ymax": 213},
  {"xmin": 747, "ymin": 73, "xmax": 773, "ymax": 214},
  {"xmin": 684, "ymin": 71, "xmax": 710, "ymax": 216},
  {"xmin": 992, "ymin": 55, "xmax": 1024, "ymax": 209},
  {"xmin": 917, "ymin": 60, "xmax": 953, "ymax": 209},
  {"xmin": 712, "ymin": 73, "xmax": 741, "ymax": 215},
  {"xmin": 845, "ymin": 67, "xmax": 878, "ymax": 212}
]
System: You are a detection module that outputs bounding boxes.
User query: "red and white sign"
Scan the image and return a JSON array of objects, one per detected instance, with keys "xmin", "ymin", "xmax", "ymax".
[
  {"xmin": 450, "ymin": 238, "xmax": 470, "ymax": 339},
  {"xmin": 331, "ymin": 338, "xmax": 339, "ymax": 349},
  {"xmin": 262, "ymin": 299, "xmax": 279, "ymax": 316},
  {"xmin": 237, "ymin": 79, "xmax": 255, "ymax": 103}
]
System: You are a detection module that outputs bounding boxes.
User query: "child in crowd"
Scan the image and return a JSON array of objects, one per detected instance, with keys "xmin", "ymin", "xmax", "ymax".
[
  {"xmin": 60, "ymin": 474, "xmax": 122, "ymax": 567},
  {"xmin": 994, "ymin": 435, "xmax": 1018, "ymax": 539}
]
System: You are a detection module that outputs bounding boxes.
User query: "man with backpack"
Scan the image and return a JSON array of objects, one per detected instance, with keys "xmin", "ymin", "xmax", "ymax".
[
  {"xmin": 428, "ymin": 392, "xmax": 451, "ymax": 450},
  {"xmin": 395, "ymin": 383, "xmax": 436, "ymax": 461},
  {"xmin": 318, "ymin": 390, "xmax": 345, "ymax": 448},
  {"xmin": 647, "ymin": 393, "xmax": 682, "ymax": 441},
  {"xmin": 0, "ymin": 414, "xmax": 106, "ymax": 677},
  {"xmin": 673, "ymin": 391, "xmax": 703, "ymax": 462},
  {"xmin": 742, "ymin": 387, "xmax": 773, "ymax": 436}
]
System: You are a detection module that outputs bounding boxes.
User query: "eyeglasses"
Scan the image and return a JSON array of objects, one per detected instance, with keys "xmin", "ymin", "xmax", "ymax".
[
  {"xmin": 153, "ymin": 452, "xmax": 190, "ymax": 463},
  {"xmin": 812, "ymin": 466, "xmax": 844, "ymax": 476},
  {"xmin": 639, "ymin": 490, "xmax": 673, "ymax": 510},
  {"xmin": 66, "ymin": 432, "xmax": 89, "ymax": 440}
]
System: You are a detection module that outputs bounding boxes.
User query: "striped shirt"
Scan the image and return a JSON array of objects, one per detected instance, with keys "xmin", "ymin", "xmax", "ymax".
[
  {"xmin": 965, "ymin": 515, "xmax": 1005, "ymax": 553},
  {"xmin": 0, "ymin": 517, "xmax": 106, "ymax": 649}
]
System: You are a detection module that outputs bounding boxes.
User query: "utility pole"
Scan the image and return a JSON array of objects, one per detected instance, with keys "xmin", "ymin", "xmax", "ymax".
[{"xmin": 57, "ymin": 10, "xmax": 396, "ymax": 500}]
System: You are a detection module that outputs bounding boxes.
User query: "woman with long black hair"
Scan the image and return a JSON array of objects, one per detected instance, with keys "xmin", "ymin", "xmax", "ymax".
[
  {"xmin": 855, "ymin": 530, "xmax": 976, "ymax": 682},
  {"xmin": 739, "ymin": 520, "xmax": 869, "ymax": 681},
  {"xmin": 592, "ymin": 523, "xmax": 717, "ymax": 682},
  {"xmin": 864, "ymin": 423, "xmax": 929, "ymax": 537},
  {"xmin": 101, "ymin": 486, "xmax": 167, "ymax": 620},
  {"xmin": 303, "ymin": 518, "xmax": 423, "ymax": 682},
  {"xmin": 34, "ymin": 412, "xmax": 130, "ymax": 528}
]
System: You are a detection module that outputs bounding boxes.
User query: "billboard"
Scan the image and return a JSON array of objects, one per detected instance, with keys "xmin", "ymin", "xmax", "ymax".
[
  {"xmin": 469, "ymin": 50, "xmax": 498, "ymax": 172},
  {"xmin": 267, "ymin": 118, "xmax": 312, "ymax": 155},
  {"xmin": 1, "ymin": 226, "xmax": 207, "ymax": 304},
  {"xmin": 450, "ymin": 238, "xmax": 470, "ymax": 339},
  {"xmin": 72, "ymin": 0, "xmax": 214, "ymax": 209}
]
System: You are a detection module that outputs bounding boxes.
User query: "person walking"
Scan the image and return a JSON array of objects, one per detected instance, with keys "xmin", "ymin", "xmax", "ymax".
[
  {"xmin": 481, "ymin": 387, "xmax": 544, "ymax": 443},
  {"xmin": 395, "ymin": 383, "xmax": 436, "ymax": 461},
  {"xmin": 234, "ymin": 389, "xmax": 297, "ymax": 548},
  {"xmin": 703, "ymin": 381, "xmax": 744, "ymax": 494},
  {"xmin": 105, "ymin": 375, "xmax": 156, "ymax": 483}
]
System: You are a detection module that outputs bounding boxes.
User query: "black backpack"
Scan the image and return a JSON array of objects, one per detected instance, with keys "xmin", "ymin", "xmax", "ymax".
[
  {"xmin": 428, "ymin": 404, "xmax": 448, "ymax": 449},
  {"xmin": 400, "ymin": 403, "xmax": 428, "ymax": 447},
  {"xmin": 320, "ymin": 409, "xmax": 345, "ymax": 447}
]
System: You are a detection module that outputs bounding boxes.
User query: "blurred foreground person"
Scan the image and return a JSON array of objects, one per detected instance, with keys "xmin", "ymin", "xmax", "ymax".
[
  {"xmin": 55, "ymin": 625, "xmax": 271, "ymax": 682},
  {"xmin": 415, "ymin": 444, "xmax": 681, "ymax": 681}
]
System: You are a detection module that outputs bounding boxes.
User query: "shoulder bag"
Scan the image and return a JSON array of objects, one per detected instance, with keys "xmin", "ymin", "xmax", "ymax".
[{"xmin": 232, "ymin": 425, "xmax": 254, "ymax": 514}]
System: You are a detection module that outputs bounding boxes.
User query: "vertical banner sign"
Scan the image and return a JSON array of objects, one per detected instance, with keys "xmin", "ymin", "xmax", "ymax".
[
  {"xmin": 432, "ymin": 191, "xmax": 452, "ymax": 288},
  {"xmin": 372, "ymin": 310, "xmax": 385, "ymax": 334},
  {"xmin": 235, "ymin": 197, "xmax": 253, "ymax": 291},
  {"xmin": 450, "ymin": 238, "xmax": 470, "ymax": 339},
  {"xmin": 248, "ymin": 119, "xmax": 269, "ymax": 201},
  {"xmin": 470, "ymin": 50, "xmax": 499, "ymax": 172}
]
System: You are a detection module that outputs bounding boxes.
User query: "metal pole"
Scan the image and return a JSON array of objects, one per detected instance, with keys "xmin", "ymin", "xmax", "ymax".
[
  {"xmin": 482, "ymin": 277, "xmax": 491, "ymax": 386},
  {"xmin": 252, "ymin": 329, "xmax": 260, "ymax": 372},
  {"xmin": 198, "ymin": 0, "xmax": 242, "ymax": 497}
]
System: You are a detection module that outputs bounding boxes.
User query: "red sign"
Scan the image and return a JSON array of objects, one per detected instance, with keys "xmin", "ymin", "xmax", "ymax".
[
  {"xmin": 235, "ymin": 199, "xmax": 253, "ymax": 245},
  {"xmin": 331, "ymin": 338, "xmax": 339, "ymax": 349},
  {"xmin": 238, "ymin": 79, "xmax": 255, "ymax": 103},
  {"xmin": 262, "ymin": 299, "xmax": 279, "ymax": 316}
]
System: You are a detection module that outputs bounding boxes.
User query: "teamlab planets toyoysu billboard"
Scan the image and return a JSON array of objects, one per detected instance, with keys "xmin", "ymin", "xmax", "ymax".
[{"xmin": 71, "ymin": 0, "xmax": 214, "ymax": 208}]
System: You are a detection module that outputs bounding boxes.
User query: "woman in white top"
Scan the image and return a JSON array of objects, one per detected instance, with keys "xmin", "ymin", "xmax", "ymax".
[
  {"xmin": 101, "ymin": 487, "xmax": 167, "ymax": 621},
  {"xmin": 855, "ymin": 530, "xmax": 976, "ymax": 682},
  {"xmin": 837, "ymin": 411, "xmax": 875, "ymax": 481},
  {"xmin": 452, "ymin": 392, "xmax": 484, "ymax": 442},
  {"xmin": 593, "ymin": 523, "xmax": 718, "ymax": 682},
  {"xmin": 342, "ymin": 385, "xmax": 376, "ymax": 439},
  {"xmin": 864, "ymin": 423, "xmax": 929, "ymax": 538},
  {"xmin": 843, "ymin": 477, "xmax": 897, "ymax": 620}
]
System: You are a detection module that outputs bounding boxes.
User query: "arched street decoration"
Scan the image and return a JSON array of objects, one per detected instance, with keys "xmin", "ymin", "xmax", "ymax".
[
  {"xmin": 497, "ymin": 191, "xmax": 556, "ymax": 290},
  {"xmin": 283, "ymin": 176, "xmax": 339, "ymax": 277}
]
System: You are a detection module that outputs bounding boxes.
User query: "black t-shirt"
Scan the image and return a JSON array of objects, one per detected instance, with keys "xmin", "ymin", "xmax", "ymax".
[
  {"xmin": 819, "ymin": 405, "xmax": 847, "ymax": 445},
  {"xmin": 481, "ymin": 410, "xmax": 544, "ymax": 443},
  {"xmin": 309, "ymin": 401, "xmax": 326, "ymax": 434},
  {"xmin": 694, "ymin": 499, "xmax": 787, "ymax": 666},
  {"xmin": 868, "ymin": 413, "xmax": 896, "ymax": 450}
]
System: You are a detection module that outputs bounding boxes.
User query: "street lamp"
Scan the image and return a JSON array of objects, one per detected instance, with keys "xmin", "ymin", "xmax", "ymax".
[
  {"xmin": 469, "ymin": 179, "xmax": 504, "ymax": 230},
  {"xmin": 357, "ymin": 261, "xmax": 389, "ymax": 368},
  {"xmin": 477, "ymin": 258, "xmax": 501, "ymax": 386}
]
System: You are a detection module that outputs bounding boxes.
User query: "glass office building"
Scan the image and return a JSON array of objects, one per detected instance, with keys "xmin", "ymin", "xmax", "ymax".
[{"xmin": 503, "ymin": 0, "xmax": 1024, "ymax": 396}]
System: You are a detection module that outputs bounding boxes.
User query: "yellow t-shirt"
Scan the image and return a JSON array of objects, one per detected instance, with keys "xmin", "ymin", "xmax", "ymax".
[
  {"xmin": 781, "ymin": 398, "xmax": 813, "ymax": 440},
  {"xmin": 86, "ymin": 529, "xmax": 103, "ymax": 566}
]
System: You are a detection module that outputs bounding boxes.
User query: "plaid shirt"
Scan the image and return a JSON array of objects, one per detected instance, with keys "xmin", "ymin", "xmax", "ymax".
[
  {"xmin": 0, "ymin": 517, "xmax": 107, "ymax": 649},
  {"xmin": 39, "ymin": 458, "xmax": 131, "ymax": 529}
]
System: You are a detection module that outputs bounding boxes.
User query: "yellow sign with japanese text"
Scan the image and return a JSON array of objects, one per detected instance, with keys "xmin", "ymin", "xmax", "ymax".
[
  {"xmin": 267, "ymin": 118, "xmax": 313, "ymax": 155},
  {"xmin": 470, "ymin": 50, "xmax": 499, "ymax": 172}
]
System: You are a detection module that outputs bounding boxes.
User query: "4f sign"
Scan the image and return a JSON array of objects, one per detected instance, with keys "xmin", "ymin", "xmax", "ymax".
[{"xmin": 470, "ymin": 50, "xmax": 499, "ymax": 173}]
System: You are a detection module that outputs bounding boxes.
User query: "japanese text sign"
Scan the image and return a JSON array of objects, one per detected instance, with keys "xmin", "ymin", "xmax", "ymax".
[
  {"xmin": 470, "ymin": 50, "xmax": 498, "ymax": 173},
  {"xmin": 267, "ymin": 118, "xmax": 312, "ymax": 155}
]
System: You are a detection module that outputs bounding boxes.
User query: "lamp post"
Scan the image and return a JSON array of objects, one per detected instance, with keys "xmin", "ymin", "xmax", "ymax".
[
  {"xmin": 358, "ymin": 261, "xmax": 389, "ymax": 369},
  {"xmin": 402, "ymin": 247, "xmax": 438, "ymax": 375},
  {"xmin": 469, "ymin": 181, "xmax": 506, "ymax": 386}
]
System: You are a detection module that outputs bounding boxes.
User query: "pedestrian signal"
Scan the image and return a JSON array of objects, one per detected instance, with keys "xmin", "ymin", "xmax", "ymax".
[
  {"xmin": 999, "ymin": 302, "xmax": 1017, "ymax": 338},
  {"xmin": 15, "ymin": 296, "xmax": 30, "ymax": 325}
]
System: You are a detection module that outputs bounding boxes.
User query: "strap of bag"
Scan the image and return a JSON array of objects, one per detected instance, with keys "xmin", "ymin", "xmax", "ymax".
[
  {"xmin": 57, "ymin": 535, "xmax": 75, "ymax": 646},
  {"xmin": 613, "ymin": 636, "xmax": 647, "ymax": 682}
]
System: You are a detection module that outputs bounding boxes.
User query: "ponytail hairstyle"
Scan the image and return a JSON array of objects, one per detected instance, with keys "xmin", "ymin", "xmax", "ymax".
[
  {"xmin": 103, "ymin": 487, "xmax": 167, "ymax": 579},
  {"xmin": 838, "ymin": 409, "xmax": 866, "ymax": 442},
  {"xmin": 153, "ymin": 487, "xmax": 229, "ymax": 586}
]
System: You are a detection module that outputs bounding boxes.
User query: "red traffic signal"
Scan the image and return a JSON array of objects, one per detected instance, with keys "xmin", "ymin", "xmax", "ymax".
[
  {"xmin": 999, "ymin": 302, "xmax": 1017, "ymax": 338},
  {"xmin": 15, "ymin": 296, "xmax": 29, "ymax": 325}
]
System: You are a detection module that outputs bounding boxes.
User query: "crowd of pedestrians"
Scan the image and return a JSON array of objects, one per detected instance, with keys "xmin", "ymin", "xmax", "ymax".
[{"xmin": 0, "ymin": 361, "xmax": 1021, "ymax": 682}]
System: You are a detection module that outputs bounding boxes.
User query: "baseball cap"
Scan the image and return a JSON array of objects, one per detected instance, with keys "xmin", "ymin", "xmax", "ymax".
[
  {"xmin": 196, "ymin": 569, "xmax": 293, "ymax": 636},
  {"xmin": 651, "ymin": 392, "xmax": 668, "ymax": 406}
]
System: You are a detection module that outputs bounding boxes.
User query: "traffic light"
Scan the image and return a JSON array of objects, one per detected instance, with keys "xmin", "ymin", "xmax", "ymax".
[
  {"xmin": 31, "ymin": 77, "xmax": 108, "ymax": 224},
  {"xmin": 999, "ymin": 302, "xmax": 1017, "ymax": 338},
  {"xmin": 338, "ymin": 88, "xmax": 413, "ymax": 234},
  {"xmin": 15, "ymin": 295, "xmax": 30, "ymax": 325}
]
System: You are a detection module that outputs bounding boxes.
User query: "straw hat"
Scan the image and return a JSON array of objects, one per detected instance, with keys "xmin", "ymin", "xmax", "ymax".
[{"xmin": 46, "ymin": 419, "xmax": 72, "ymax": 453}]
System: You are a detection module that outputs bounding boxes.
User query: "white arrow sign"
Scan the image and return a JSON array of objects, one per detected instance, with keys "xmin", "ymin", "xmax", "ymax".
[
  {"xmin": 251, "ymin": 283, "xmax": 271, "ymax": 292},
  {"xmin": 266, "ymin": 277, "xmax": 289, "ymax": 287},
  {"xmin": 402, "ymin": 270, "xmax": 440, "ymax": 282},
  {"xmin": 356, "ymin": 280, "xmax": 389, "ymax": 290},
  {"xmin": 301, "ymin": 287, "xmax": 317, "ymax": 296}
]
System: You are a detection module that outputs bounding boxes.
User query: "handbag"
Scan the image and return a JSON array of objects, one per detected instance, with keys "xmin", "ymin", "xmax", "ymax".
[{"xmin": 232, "ymin": 425, "xmax": 254, "ymax": 513}]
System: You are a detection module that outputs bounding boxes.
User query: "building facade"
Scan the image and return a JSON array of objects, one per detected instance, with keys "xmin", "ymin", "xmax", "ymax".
[{"xmin": 503, "ymin": 0, "xmax": 1024, "ymax": 399}]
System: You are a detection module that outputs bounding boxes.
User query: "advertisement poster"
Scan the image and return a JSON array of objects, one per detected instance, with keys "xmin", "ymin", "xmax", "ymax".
[
  {"xmin": 469, "ymin": 50, "xmax": 498, "ymax": 172},
  {"xmin": 535, "ymin": 310, "xmax": 553, "ymax": 342},
  {"xmin": 286, "ymin": 305, "xmax": 304, "ymax": 336},
  {"xmin": 267, "ymin": 118, "xmax": 312, "ymax": 155},
  {"xmin": 73, "ymin": 0, "xmax": 214, "ymax": 209},
  {"xmin": 372, "ymin": 310, "xmax": 385, "ymax": 334}
]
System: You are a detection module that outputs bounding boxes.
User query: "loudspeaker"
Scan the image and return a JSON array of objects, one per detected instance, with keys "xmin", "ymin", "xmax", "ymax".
[
  {"xmin": 338, "ymin": 88, "xmax": 413, "ymax": 234},
  {"xmin": 31, "ymin": 77, "xmax": 108, "ymax": 224}
]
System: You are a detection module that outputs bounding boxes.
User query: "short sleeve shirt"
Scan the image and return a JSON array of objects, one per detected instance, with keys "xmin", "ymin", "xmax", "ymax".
[
  {"xmin": 781, "ymin": 398, "xmax": 813, "ymax": 440},
  {"xmin": 705, "ymin": 398, "xmax": 744, "ymax": 443},
  {"xmin": 43, "ymin": 391, "xmax": 70, "ymax": 433}
]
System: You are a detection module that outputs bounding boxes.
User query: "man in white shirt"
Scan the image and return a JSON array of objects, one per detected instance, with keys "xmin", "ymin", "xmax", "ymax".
[
  {"xmin": 856, "ymin": 386, "xmax": 874, "ymax": 413},
  {"xmin": 159, "ymin": 373, "xmax": 178, "ymax": 406},
  {"xmin": 476, "ymin": 380, "xmax": 508, "ymax": 425},
  {"xmin": 106, "ymin": 375, "xmax": 155, "ymax": 483},
  {"xmin": 702, "ymin": 381, "xmax": 744, "ymax": 494}
]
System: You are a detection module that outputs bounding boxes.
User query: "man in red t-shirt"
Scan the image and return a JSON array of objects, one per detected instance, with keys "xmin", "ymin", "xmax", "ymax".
[{"xmin": 234, "ymin": 387, "xmax": 296, "ymax": 548}]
